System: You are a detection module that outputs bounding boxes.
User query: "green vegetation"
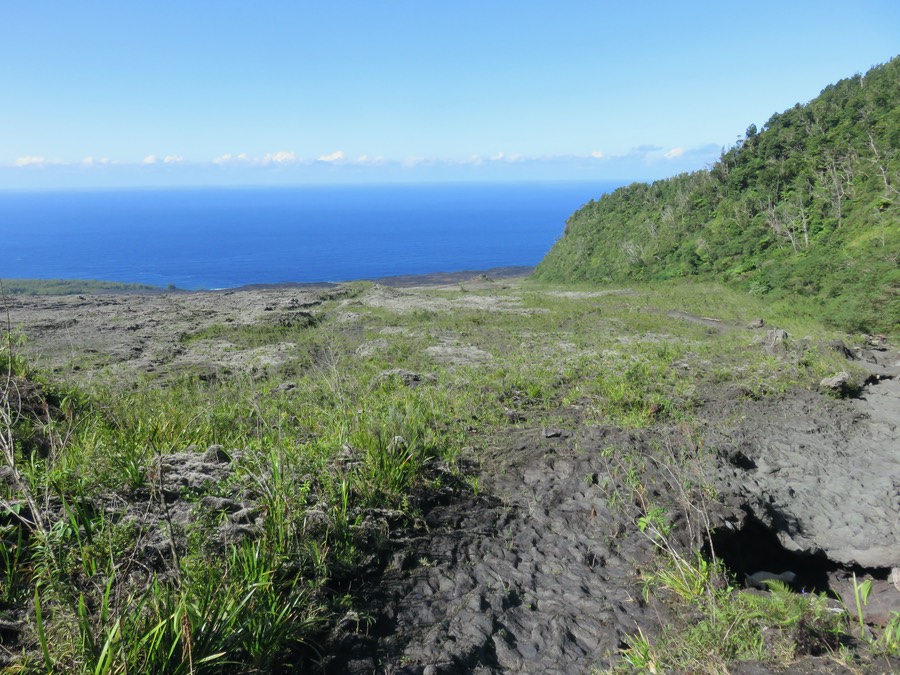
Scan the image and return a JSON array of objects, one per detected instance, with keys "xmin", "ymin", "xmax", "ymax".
[
  {"xmin": 4, "ymin": 58, "xmax": 898, "ymax": 667},
  {"xmin": 1, "ymin": 329, "xmax": 456, "ymax": 671},
  {"xmin": 617, "ymin": 572, "xmax": 847, "ymax": 673},
  {"xmin": 536, "ymin": 57, "xmax": 900, "ymax": 336},
  {"xmin": 3, "ymin": 279, "xmax": 885, "ymax": 671},
  {"xmin": 1, "ymin": 279, "xmax": 165, "ymax": 295},
  {"xmin": 617, "ymin": 539, "xmax": 900, "ymax": 673},
  {"xmin": 600, "ymin": 433, "xmax": 900, "ymax": 674}
]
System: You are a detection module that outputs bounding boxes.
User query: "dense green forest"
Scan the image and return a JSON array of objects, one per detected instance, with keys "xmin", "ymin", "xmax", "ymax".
[{"xmin": 536, "ymin": 58, "xmax": 899, "ymax": 334}]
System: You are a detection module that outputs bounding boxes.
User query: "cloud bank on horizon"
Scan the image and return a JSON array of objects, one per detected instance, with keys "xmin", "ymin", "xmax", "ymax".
[
  {"xmin": 1, "ymin": 1, "xmax": 897, "ymax": 189},
  {"xmin": 1, "ymin": 145, "xmax": 722, "ymax": 188},
  {"xmin": 6, "ymin": 145, "xmax": 710, "ymax": 170}
]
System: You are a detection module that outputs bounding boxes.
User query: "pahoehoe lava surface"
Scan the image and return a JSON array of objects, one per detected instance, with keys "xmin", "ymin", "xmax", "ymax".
[
  {"xmin": 327, "ymin": 427, "xmax": 674, "ymax": 674},
  {"xmin": 709, "ymin": 349, "xmax": 900, "ymax": 570}
]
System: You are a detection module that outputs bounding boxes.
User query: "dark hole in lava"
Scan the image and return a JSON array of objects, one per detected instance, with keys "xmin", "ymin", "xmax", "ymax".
[{"xmin": 706, "ymin": 512, "xmax": 841, "ymax": 596}]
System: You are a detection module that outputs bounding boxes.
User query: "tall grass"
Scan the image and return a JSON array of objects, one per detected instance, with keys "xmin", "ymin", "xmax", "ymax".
[{"xmin": 2, "ymin": 277, "xmax": 873, "ymax": 670}]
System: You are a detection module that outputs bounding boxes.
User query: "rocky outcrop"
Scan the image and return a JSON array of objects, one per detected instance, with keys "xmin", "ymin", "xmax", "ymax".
[{"xmin": 712, "ymin": 349, "xmax": 900, "ymax": 569}]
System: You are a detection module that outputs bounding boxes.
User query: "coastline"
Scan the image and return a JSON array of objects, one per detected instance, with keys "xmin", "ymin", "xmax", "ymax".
[
  {"xmin": 2, "ymin": 265, "xmax": 535, "ymax": 297},
  {"xmin": 1, "ymin": 181, "xmax": 603, "ymax": 295},
  {"xmin": 224, "ymin": 265, "xmax": 534, "ymax": 292}
]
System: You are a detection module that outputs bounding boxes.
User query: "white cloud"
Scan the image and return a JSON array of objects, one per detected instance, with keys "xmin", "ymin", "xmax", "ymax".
[
  {"xmin": 13, "ymin": 155, "xmax": 116, "ymax": 168},
  {"xmin": 317, "ymin": 150, "xmax": 345, "ymax": 163},
  {"xmin": 486, "ymin": 151, "xmax": 526, "ymax": 163},
  {"xmin": 13, "ymin": 156, "xmax": 54, "ymax": 167},
  {"xmin": 402, "ymin": 156, "xmax": 430, "ymax": 168},
  {"xmin": 460, "ymin": 152, "xmax": 525, "ymax": 164},
  {"xmin": 9, "ymin": 145, "xmax": 715, "ymax": 179},
  {"xmin": 211, "ymin": 151, "xmax": 297, "ymax": 166},
  {"xmin": 142, "ymin": 154, "xmax": 182, "ymax": 165},
  {"xmin": 263, "ymin": 151, "xmax": 297, "ymax": 165},
  {"xmin": 356, "ymin": 154, "xmax": 386, "ymax": 164},
  {"xmin": 212, "ymin": 153, "xmax": 251, "ymax": 165},
  {"xmin": 83, "ymin": 156, "xmax": 113, "ymax": 166}
]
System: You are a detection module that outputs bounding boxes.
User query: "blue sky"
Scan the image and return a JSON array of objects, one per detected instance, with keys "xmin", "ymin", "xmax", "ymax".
[{"xmin": 2, "ymin": 1, "xmax": 898, "ymax": 188}]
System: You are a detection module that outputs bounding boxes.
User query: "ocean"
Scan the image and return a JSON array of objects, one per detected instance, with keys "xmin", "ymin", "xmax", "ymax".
[{"xmin": 0, "ymin": 182, "xmax": 621, "ymax": 290}]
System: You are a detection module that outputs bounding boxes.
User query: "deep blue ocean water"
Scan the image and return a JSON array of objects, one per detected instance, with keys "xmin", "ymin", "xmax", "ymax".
[{"xmin": 0, "ymin": 182, "xmax": 621, "ymax": 290}]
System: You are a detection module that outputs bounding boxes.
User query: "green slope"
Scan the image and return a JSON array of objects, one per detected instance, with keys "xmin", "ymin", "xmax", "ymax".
[{"xmin": 535, "ymin": 57, "xmax": 900, "ymax": 334}]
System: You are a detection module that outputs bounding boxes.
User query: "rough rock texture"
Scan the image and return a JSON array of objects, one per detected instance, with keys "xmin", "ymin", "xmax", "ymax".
[
  {"xmin": 326, "ymin": 359, "xmax": 900, "ymax": 672},
  {"xmin": 327, "ymin": 427, "xmax": 684, "ymax": 674},
  {"xmin": 729, "ymin": 655, "xmax": 900, "ymax": 674},
  {"xmin": 2, "ymin": 287, "xmax": 338, "ymax": 377},
  {"xmin": 347, "ymin": 283, "xmax": 537, "ymax": 316},
  {"xmin": 710, "ymin": 351, "xmax": 900, "ymax": 569},
  {"xmin": 131, "ymin": 446, "xmax": 262, "ymax": 569},
  {"xmin": 6, "ymin": 285, "xmax": 899, "ymax": 672},
  {"xmin": 156, "ymin": 444, "xmax": 235, "ymax": 496},
  {"xmin": 819, "ymin": 371, "xmax": 850, "ymax": 391}
]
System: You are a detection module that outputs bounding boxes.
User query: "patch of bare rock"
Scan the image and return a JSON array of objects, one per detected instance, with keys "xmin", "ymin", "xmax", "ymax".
[
  {"xmin": 346, "ymin": 284, "xmax": 539, "ymax": 316},
  {"xmin": 705, "ymin": 342, "xmax": 900, "ymax": 627},
  {"xmin": 325, "ymin": 426, "xmax": 675, "ymax": 674},
  {"xmin": 3, "ymin": 287, "xmax": 336, "ymax": 375},
  {"xmin": 425, "ymin": 340, "xmax": 493, "ymax": 366}
]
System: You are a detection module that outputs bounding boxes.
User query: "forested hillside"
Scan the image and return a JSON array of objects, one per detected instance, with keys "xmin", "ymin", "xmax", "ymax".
[{"xmin": 536, "ymin": 58, "xmax": 899, "ymax": 334}]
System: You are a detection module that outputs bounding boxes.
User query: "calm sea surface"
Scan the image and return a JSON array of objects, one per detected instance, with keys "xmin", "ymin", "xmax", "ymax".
[{"xmin": 0, "ymin": 182, "xmax": 621, "ymax": 290}]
